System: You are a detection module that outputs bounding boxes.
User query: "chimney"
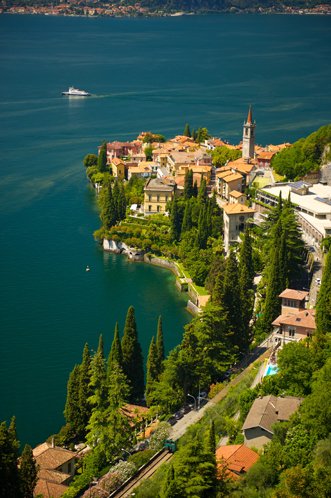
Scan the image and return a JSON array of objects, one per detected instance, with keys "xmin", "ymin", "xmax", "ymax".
[{"xmin": 52, "ymin": 437, "xmax": 55, "ymax": 448}]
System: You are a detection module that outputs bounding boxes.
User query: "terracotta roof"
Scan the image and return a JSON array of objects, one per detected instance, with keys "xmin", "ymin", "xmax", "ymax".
[
  {"xmin": 33, "ymin": 444, "xmax": 76, "ymax": 470},
  {"xmin": 190, "ymin": 165, "xmax": 212, "ymax": 173},
  {"xmin": 216, "ymin": 165, "xmax": 232, "ymax": 173},
  {"xmin": 257, "ymin": 151, "xmax": 275, "ymax": 160},
  {"xmin": 216, "ymin": 170, "xmax": 234, "ymax": 179},
  {"xmin": 229, "ymin": 190, "xmax": 245, "ymax": 198},
  {"xmin": 111, "ymin": 157, "xmax": 125, "ymax": 166},
  {"xmin": 243, "ymin": 396, "xmax": 302, "ymax": 433},
  {"xmin": 223, "ymin": 173, "xmax": 243, "ymax": 183},
  {"xmin": 128, "ymin": 164, "xmax": 152, "ymax": 174},
  {"xmin": 216, "ymin": 444, "xmax": 259, "ymax": 480},
  {"xmin": 34, "ymin": 479, "xmax": 68, "ymax": 498},
  {"xmin": 223, "ymin": 203, "xmax": 255, "ymax": 215},
  {"xmin": 279, "ymin": 289, "xmax": 309, "ymax": 301},
  {"xmin": 38, "ymin": 468, "xmax": 71, "ymax": 484},
  {"xmin": 272, "ymin": 308, "xmax": 316, "ymax": 330}
]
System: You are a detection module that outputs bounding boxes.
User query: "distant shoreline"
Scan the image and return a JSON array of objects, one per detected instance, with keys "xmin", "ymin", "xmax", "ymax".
[{"xmin": 2, "ymin": 10, "xmax": 330, "ymax": 18}]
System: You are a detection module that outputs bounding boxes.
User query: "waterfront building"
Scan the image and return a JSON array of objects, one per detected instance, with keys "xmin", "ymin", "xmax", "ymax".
[
  {"xmin": 143, "ymin": 177, "xmax": 176, "ymax": 214},
  {"xmin": 128, "ymin": 162, "xmax": 156, "ymax": 180},
  {"xmin": 33, "ymin": 442, "xmax": 77, "ymax": 497},
  {"xmin": 110, "ymin": 157, "xmax": 126, "ymax": 180}
]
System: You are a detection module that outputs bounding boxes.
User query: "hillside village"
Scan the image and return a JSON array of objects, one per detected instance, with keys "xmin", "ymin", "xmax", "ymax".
[{"xmin": 3, "ymin": 113, "xmax": 330, "ymax": 498}]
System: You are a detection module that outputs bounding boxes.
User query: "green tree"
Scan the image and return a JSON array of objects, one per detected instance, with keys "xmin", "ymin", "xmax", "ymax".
[
  {"xmin": 64, "ymin": 364, "xmax": 81, "ymax": 435},
  {"xmin": 160, "ymin": 464, "xmax": 182, "ymax": 498},
  {"xmin": 156, "ymin": 315, "xmax": 165, "ymax": 371},
  {"xmin": 97, "ymin": 142, "xmax": 108, "ymax": 173},
  {"xmin": 83, "ymin": 153, "xmax": 98, "ymax": 168},
  {"xmin": 99, "ymin": 183, "xmax": 116, "ymax": 230},
  {"xmin": 184, "ymin": 169, "xmax": 194, "ymax": 199},
  {"xmin": 88, "ymin": 334, "xmax": 108, "ymax": 412},
  {"xmin": 316, "ymin": 248, "xmax": 331, "ymax": 337},
  {"xmin": 223, "ymin": 251, "xmax": 246, "ymax": 351},
  {"xmin": 260, "ymin": 221, "xmax": 284, "ymax": 335},
  {"xmin": 0, "ymin": 417, "xmax": 20, "ymax": 498},
  {"xmin": 198, "ymin": 177, "xmax": 207, "ymax": 203},
  {"xmin": 121, "ymin": 306, "xmax": 144, "ymax": 402},
  {"xmin": 211, "ymin": 145, "xmax": 242, "ymax": 167},
  {"xmin": 78, "ymin": 343, "xmax": 92, "ymax": 439},
  {"xmin": 145, "ymin": 336, "xmax": 159, "ymax": 407},
  {"xmin": 196, "ymin": 127, "xmax": 210, "ymax": 143},
  {"xmin": 181, "ymin": 200, "xmax": 193, "ymax": 233},
  {"xmin": 86, "ymin": 362, "xmax": 132, "ymax": 461},
  {"xmin": 107, "ymin": 322, "xmax": 123, "ymax": 374},
  {"xmin": 144, "ymin": 144, "xmax": 153, "ymax": 161},
  {"xmin": 170, "ymin": 198, "xmax": 181, "ymax": 242},
  {"xmin": 183, "ymin": 123, "xmax": 191, "ymax": 137},
  {"xmin": 19, "ymin": 444, "xmax": 38, "ymax": 498}
]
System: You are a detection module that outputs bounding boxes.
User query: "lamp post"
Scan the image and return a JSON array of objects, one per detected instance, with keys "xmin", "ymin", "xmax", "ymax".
[{"xmin": 187, "ymin": 393, "xmax": 197, "ymax": 411}]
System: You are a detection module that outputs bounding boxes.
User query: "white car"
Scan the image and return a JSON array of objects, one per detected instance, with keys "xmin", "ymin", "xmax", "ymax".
[{"xmin": 316, "ymin": 278, "xmax": 321, "ymax": 285}]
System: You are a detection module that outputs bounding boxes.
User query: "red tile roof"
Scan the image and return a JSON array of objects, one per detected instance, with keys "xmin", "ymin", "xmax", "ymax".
[
  {"xmin": 279, "ymin": 289, "xmax": 309, "ymax": 301},
  {"xmin": 216, "ymin": 444, "xmax": 259, "ymax": 480}
]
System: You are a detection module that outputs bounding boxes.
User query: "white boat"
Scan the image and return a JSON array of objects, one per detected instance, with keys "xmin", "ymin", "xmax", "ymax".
[
  {"xmin": 86, "ymin": 265, "xmax": 90, "ymax": 272},
  {"xmin": 62, "ymin": 86, "xmax": 91, "ymax": 97}
]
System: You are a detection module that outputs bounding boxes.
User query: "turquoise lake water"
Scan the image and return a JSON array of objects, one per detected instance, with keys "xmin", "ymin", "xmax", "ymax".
[{"xmin": 0, "ymin": 14, "xmax": 330, "ymax": 447}]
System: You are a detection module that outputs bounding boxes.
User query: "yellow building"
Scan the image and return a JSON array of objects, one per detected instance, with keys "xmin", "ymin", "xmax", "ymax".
[
  {"xmin": 111, "ymin": 157, "xmax": 126, "ymax": 180},
  {"xmin": 144, "ymin": 178, "xmax": 176, "ymax": 215}
]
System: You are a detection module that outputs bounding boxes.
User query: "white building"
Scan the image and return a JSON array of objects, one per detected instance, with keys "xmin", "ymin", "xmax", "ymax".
[{"xmin": 255, "ymin": 182, "xmax": 331, "ymax": 246}]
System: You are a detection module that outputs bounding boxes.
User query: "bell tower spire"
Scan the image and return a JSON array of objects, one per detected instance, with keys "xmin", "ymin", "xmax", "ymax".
[{"xmin": 242, "ymin": 105, "xmax": 255, "ymax": 161}]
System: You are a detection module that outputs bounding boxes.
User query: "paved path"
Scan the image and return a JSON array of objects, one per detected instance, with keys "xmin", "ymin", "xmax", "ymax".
[{"xmin": 169, "ymin": 345, "xmax": 271, "ymax": 442}]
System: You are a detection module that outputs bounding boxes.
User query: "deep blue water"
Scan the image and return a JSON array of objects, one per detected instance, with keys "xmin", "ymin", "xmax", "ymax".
[{"xmin": 0, "ymin": 13, "xmax": 330, "ymax": 447}]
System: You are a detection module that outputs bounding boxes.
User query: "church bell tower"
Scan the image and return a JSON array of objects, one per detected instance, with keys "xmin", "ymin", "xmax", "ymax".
[{"xmin": 242, "ymin": 105, "xmax": 256, "ymax": 161}]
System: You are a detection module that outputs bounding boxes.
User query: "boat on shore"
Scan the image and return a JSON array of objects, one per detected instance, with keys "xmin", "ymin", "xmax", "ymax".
[{"xmin": 62, "ymin": 86, "xmax": 91, "ymax": 97}]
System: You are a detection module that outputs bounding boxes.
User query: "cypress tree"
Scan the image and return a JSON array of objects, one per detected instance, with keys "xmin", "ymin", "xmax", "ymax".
[
  {"xmin": 193, "ymin": 179, "xmax": 198, "ymax": 197},
  {"xmin": 97, "ymin": 142, "xmax": 107, "ymax": 173},
  {"xmin": 223, "ymin": 251, "xmax": 245, "ymax": 352},
  {"xmin": 196, "ymin": 205, "xmax": 209, "ymax": 249},
  {"xmin": 112, "ymin": 180, "xmax": 120, "ymax": 222},
  {"xmin": 19, "ymin": 444, "xmax": 38, "ymax": 498},
  {"xmin": 88, "ymin": 334, "xmax": 108, "ymax": 410},
  {"xmin": 145, "ymin": 336, "xmax": 159, "ymax": 407},
  {"xmin": 118, "ymin": 180, "xmax": 127, "ymax": 220},
  {"xmin": 78, "ymin": 343, "xmax": 92, "ymax": 437},
  {"xmin": 191, "ymin": 128, "xmax": 197, "ymax": 141},
  {"xmin": 239, "ymin": 228, "xmax": 254, "ymax": 286},
  {"xmin": 261, "ymin": 221, "xmax": 284, "ymax": 334},
  {"xmin": 107, "ymin": 322, "xmax": 123, "ymax": 375},
  {"xmin": 100, "ymin": 184, "xmax": 116, "ymax": 230},
  {"xmin": 198, "ymin": 177, "xmax": 207, "ymax": 203},
  {"xmin": 170, "ymin": 198, "xmax": 181, "ymax": 242},
  {"xmin": 0, "ymin": 418, "xmax": 20, "ymax": 498},
  {"xmin": 316, "ymin": 248, "xmax": 331, "ymax": 336},
  {"xmin": 184, "ymin": 169, "xmax": 194, "ymax": 199},
  {"xmin": 183, "ymin": 123, "xmax": 191, "ymax": 137},
  {"xmin": 156, "ymin": 315, "xmax": 165, "ymax": 368},
  {"xmin": 160, "ymin": 464, "xmax": 182, "ymax": 498},
  {"xmin": 64, "ymin": 364, "xmax": 81, "ymax": 433},
  {"xmin": 239, "ymin": 228, "xmax": 255, "ymax": 345},
  {"xmin": 121, "ymin": 306, "xmax": 144, "ymax": 401},
  {"xmin": 181, "ymin": 200, "xmax": 192, "ymax": 233}
]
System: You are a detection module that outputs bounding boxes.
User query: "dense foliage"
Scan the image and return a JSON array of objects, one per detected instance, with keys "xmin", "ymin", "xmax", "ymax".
[
  {"xmin": 272, "ymin": 124, "xmax": 331, "ymax": 180},
  {"xmin": 0, "ymin": 418, "xmax": 38, "ymax": 498}
]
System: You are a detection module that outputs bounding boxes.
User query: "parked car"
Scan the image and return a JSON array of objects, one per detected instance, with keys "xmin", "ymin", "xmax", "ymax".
[
  {"xmin": 174, "ymin": 411, "xmax": 184, "ymax": 421},
  {"xmin": 316, "ymin": 278, "xmax": 321, "ymax": 285},
  {"xmin": 167, "ymin": 416, "xmax": 177, "ymax": 426}
]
